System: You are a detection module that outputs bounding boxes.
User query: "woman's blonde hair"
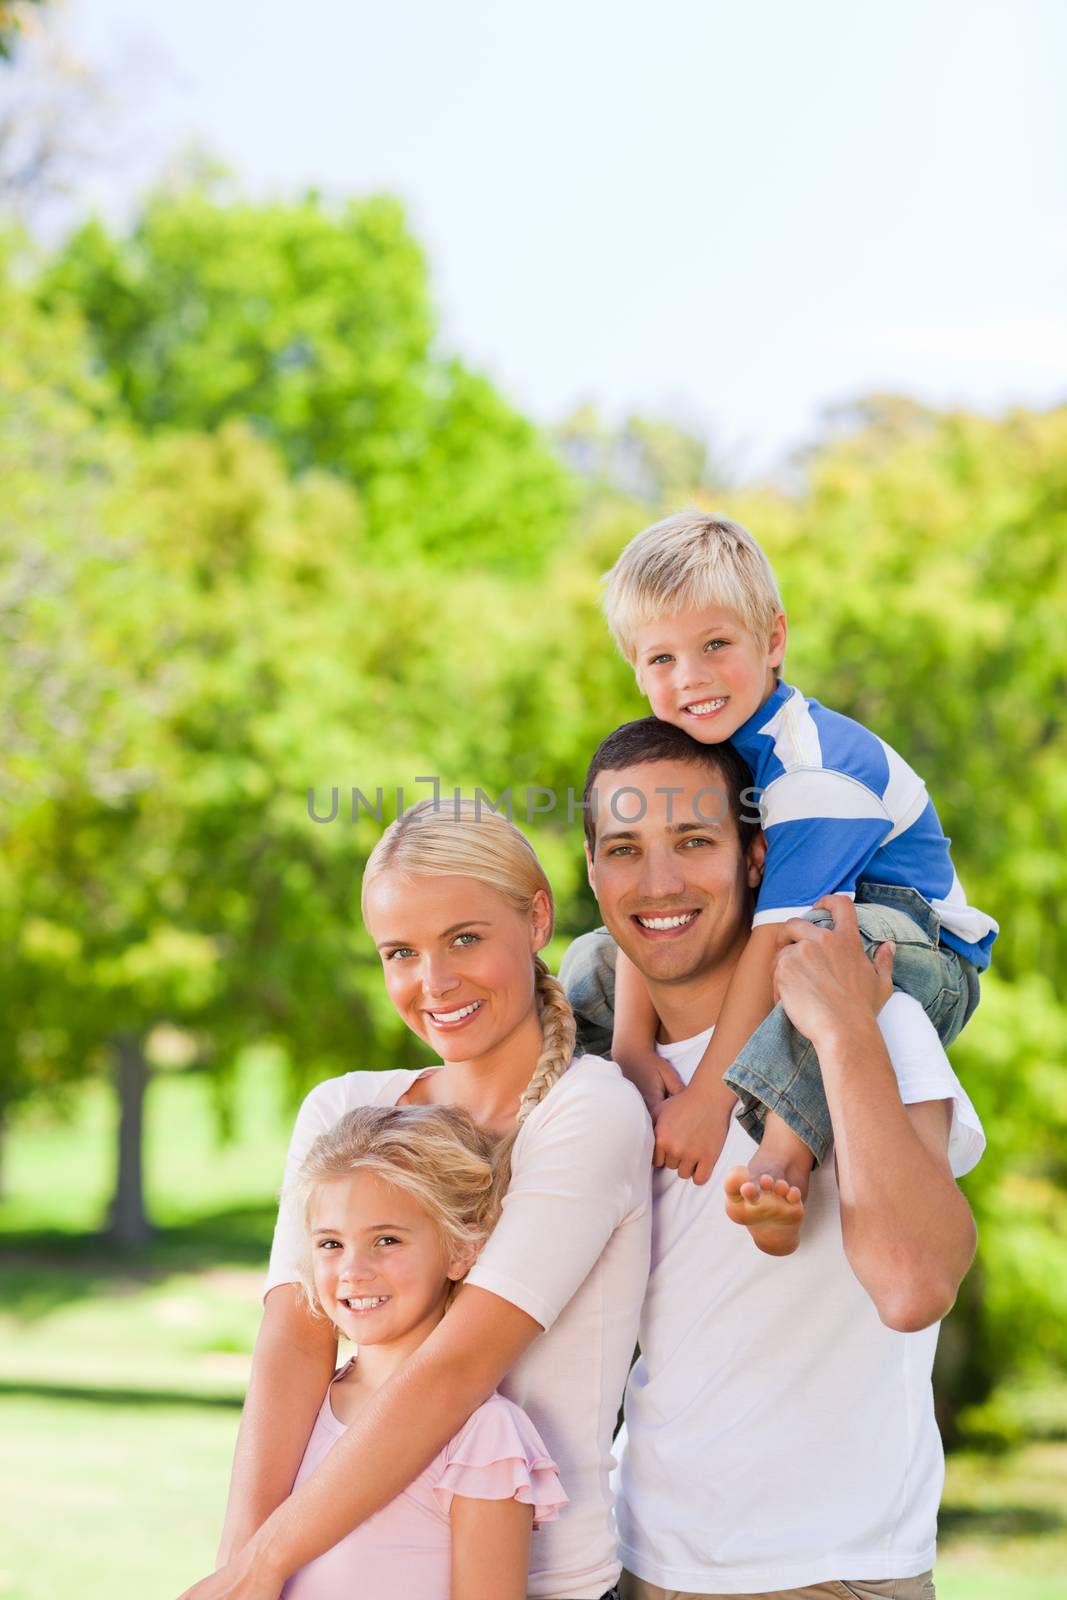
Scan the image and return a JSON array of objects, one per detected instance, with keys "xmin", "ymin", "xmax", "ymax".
[
  {"xmin": 361, "ymin": 799, "xmax": 577, "ymax": 1178},
  {"xmin": 603, "ymin": 512, "xmax": 784, "ymax": 666},
  {"xmin": 295, "ymin": 1102, "xmax": 506, "ymax": 1315}
]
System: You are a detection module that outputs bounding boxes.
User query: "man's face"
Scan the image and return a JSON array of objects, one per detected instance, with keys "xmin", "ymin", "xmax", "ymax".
[{"xmin": 586, "ymin": 757, "xmax": 761, "ymax": 987}]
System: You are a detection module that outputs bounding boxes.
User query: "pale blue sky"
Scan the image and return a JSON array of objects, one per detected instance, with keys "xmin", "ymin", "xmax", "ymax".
[{"xmin": 66, "ymin": 0, "xmax": 1067, "ymax": 473}]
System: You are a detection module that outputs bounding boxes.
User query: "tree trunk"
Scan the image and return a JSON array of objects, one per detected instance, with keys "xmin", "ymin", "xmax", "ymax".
[{"xmin": 107, "ymin": 1032, "xmax": 153, "ymax": 1247}]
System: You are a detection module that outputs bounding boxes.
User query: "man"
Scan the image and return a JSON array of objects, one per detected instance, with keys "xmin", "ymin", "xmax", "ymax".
[{"xmin": 561, "ymin": 717, "xmax": 983, "ymax": 1600}]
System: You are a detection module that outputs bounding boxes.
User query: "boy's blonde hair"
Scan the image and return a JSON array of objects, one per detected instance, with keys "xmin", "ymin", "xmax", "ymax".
[
  {"xmin": 603, "ymin": 512, "xmax": 783, "ymax": 666},
  {"xmin": 294, "ymin": 1102, "xmax": 506, "ymax": 1314},
  {"xmin": 361, "ymin": 798, "xmax": 577, "ymax": 1185}
]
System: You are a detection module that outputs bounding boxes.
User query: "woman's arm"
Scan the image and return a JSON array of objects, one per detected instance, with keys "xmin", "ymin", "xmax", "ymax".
[
  {"xmin": 216, "ymin": 1287, "xmax": 338, "ymax": 1563},
  {"xmin": 450, "ymin": 1497, "xmax": 533, "ymax": 1600},
  {"xmin": 178, "ymin": 1286, "xmax": 542, "ymax": 1598}
]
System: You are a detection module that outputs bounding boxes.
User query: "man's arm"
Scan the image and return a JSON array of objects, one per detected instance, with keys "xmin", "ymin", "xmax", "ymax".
[
  {"xmin": 774, "ymin": 895, "xmax": 977, "ymax": 1333},
  {"xmin": 216, "ymin": 1287, "xmax": 338, "ymax": 1563},
  {"xmin": 177, "ymin": 1287, "xmax": 542, "ymax": 1599}
]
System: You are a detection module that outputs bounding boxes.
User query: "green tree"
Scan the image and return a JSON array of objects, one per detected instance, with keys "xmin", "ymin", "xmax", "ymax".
[{"xmin": 43, "ymin": 186, "xmax": 574, "ymax": 572}]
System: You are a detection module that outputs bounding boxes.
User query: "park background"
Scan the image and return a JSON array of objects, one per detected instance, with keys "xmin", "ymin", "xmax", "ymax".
[{"xmin": 1, "ymin": 1, "xmax": 1065, "ymax": 1595}]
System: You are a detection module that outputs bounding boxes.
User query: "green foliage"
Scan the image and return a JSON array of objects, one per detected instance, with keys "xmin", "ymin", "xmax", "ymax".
[
  {"xmin": 43, "ymin": 187, "xmax": 574, "ymax": 571},
  {"xmin": 0, "ymin": 0, "xmax": 43, "ymax": 62},
  {"xmin": 4, "ymin": 185, "xmax": 1065, "ymax": 1405}
]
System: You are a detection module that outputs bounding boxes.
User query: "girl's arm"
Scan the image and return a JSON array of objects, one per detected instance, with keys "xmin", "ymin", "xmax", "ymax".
[
  {"xmin": 651, "ymin": 922, "xmax": 780, "ymax": 1183},
  {"xmin": 216, "ymin": 1287, "xmax": 338, "ymax": 1563},
  {"xmin": 178, "ymin": 1287, "xmax": 542, "ymax": 1599},
  {"xmin": 450, "ymin": 1497, "xmax": 533, "ymax": 1600},
  {"xmin": 611, "ymin": 948, "xmax": 685, "ymax": 1112}
]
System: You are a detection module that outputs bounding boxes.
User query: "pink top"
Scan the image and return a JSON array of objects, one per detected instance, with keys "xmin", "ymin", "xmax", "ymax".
[{"xmin": 281, "ymin": 1360, "xmax": 568, "ymax": 1600}]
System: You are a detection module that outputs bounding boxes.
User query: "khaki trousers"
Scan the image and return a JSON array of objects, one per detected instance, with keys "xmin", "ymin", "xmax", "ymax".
[{"xmin": 619, "ymin": 1571, "xmax": 936, "ymax": 1600}]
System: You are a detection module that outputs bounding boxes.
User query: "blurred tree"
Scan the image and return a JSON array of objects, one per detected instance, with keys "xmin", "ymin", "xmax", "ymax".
[
  {"xmin": 558, "ymin": 403, "xmax": 729, "ymax": 504},
  {"xmin": 0, "ymin": 0, "xmax": 43, "ymax": 62},
  {"xmin": 42, "ymin": 187, "xmax": 574, "ymax": 572}
]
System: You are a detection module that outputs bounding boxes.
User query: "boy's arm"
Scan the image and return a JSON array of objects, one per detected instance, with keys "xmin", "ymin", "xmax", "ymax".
[
  {"xmin": 775, "ymin": 896, "xmax": 977, "ymax": 1330},
  {"xmin": 216, "ymin": 1287, "xmax": 338, "ymax": 1563},
  {"xmin": 450, "ymin": 1497, "xmax": 533, "ymax": 1600},
  {"xmin": 611, "ymin": 947, "xmax": 685, "ymax": 1113},
  {"xmin": 652, "ymin": 923, "xmax": 781, "ymax": 1183}
]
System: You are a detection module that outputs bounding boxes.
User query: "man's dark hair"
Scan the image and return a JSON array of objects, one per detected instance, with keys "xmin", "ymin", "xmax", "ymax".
[{"xmin": 582, "ymin": 717, "xmax": 759, "ymax": 857}]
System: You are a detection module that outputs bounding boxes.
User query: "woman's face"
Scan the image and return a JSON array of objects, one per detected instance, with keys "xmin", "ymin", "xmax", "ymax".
[{"xmin": 363, "ymin": 873, "xmax": 552, "ymax": 1064}]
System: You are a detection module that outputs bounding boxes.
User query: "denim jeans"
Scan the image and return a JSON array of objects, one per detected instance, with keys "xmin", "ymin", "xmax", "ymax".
[{"xmin": 559, "ymin": 884, "xmax": 980, "ymax": 1166}]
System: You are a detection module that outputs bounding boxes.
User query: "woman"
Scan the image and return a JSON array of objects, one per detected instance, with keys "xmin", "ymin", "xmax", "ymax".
[{"xmin": 180, "ymin": 799, "xmax": 652, "ymax": 1600}]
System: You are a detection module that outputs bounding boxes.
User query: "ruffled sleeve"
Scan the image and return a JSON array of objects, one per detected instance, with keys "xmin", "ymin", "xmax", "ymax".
[{"xmin": 432, "ymin": 1394, "xmax": 568, "ymax": 1527}]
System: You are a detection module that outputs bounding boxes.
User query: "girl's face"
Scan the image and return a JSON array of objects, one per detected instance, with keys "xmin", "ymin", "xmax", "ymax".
[
  {"xmin": 363, "ymin": 873, "xmax": 552, "ymax": 1066},
  {"xmin": 310, "ymin": 1170, "xmax": 472, "ymax": 1350}
]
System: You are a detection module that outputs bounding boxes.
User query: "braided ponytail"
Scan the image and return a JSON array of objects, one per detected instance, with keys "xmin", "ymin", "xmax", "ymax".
[{"xmin": 517, "ymin": 957, "xmax": 577, "ymax": 1123}]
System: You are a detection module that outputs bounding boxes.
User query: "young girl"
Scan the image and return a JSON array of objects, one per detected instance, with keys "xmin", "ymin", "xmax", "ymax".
[{"xmin": 282, "ymin": 1101, "xmax": 567, "ymax": 1600}]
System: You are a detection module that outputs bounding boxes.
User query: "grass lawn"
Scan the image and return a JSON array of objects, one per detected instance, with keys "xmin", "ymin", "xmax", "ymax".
[{"xmin": 2, "ymin": 1067, "xmax": 1066, "ymax": 1599}]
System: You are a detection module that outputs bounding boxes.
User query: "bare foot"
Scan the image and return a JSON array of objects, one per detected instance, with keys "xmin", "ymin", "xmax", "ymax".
[{"xmin": 724, "ymin": 1166, "xmax": 805, "ymax": 1256}]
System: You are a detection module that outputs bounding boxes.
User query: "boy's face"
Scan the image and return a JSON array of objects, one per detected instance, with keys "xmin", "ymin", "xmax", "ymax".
[{"xmin": 633, "ymin": 605, "xmax": 786, "ymax": 743}]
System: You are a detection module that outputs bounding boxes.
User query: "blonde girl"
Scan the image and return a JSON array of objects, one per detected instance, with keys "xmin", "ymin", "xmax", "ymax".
[
  {"xmin": 281, "ymin": 1103, "xmax": 565, "ymax": 1600},
  {"xmin": 186, "ymin": 800, "xmax": 651, "ymax": 1600}
]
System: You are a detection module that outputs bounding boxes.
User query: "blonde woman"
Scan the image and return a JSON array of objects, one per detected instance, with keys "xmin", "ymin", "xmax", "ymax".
[{"xmin": 181, "ymin": 801, "xmax": 652, "ymax": 1600}]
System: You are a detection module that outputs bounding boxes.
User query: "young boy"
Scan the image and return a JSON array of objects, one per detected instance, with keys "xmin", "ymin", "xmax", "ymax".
[{"xmin": 588, "ymin": 512, "xmax": 996, "ymax": 1255}]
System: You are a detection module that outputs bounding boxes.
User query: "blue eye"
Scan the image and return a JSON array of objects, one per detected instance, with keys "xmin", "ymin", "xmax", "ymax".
[
  {"xmin": 452, "ymin": 932, "xmax": 480, "ymax": 947},
  {"xmin": 704, "ymin": 639, "xmax": 727, "ymax": 652},
  {"xmin": 649, "ymin": 653, "xmax": 672, "ymax": 666},
  {"xmin": 386, "ymin": 947, "xmax": 417, "ymax": 961}
]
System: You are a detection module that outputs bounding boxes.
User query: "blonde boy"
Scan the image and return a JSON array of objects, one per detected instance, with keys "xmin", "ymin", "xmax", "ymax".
[{"xmin": 594, "ymin": 513, "xmax": 996, "ymax": 1252}]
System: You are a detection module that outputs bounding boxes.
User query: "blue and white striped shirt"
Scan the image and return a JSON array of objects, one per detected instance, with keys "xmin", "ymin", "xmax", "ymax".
[{"xmin": 730, "ymin": 680, "xmax": 997, "ymax": 970}]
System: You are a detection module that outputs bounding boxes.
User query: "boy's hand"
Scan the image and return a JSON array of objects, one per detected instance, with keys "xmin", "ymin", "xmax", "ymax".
[
  {"xmin": 652, "ymin": 1083, "xmax": 731, "ymax": 1185},
  {"xmin": 617, "ymin": 1049, "xmax": 686, "ymax": 1119}
]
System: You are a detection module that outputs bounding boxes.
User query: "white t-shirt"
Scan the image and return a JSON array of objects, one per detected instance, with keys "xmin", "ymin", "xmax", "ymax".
[
  {"xmin": 267, "ymin": 1055, "xmax": 653, "ymax": 1600},
  {"xmin": 615, "ymin": 993, "xmax": 985, "ymax": 1595}
]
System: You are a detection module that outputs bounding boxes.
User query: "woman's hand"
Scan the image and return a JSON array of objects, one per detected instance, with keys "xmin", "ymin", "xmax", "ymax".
[{"xmin": 176, "ymin": 1543, "xmax": 284, "ymax": 1600}]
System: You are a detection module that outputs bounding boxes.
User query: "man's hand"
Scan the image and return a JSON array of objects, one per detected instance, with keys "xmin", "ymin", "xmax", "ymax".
[
  {"xmin": 774, "ymin": 894, "xmax": 894, "ymax": 1044},
  {"xmin": 651, "ymin": 1082, "xmax": 731, "ymax": 1185}
]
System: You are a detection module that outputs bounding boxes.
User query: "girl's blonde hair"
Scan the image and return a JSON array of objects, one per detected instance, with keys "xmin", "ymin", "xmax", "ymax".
[
  {"xmin": 603, "ymin": 512, "xmax": 784, "ymax": 666},
  {"xmin": 295, "ymin": 1102, "xmax": 506, "ymax": 1314},
  {"xmin": 361, "ymin": 799, "xmax": 577, "ymax": 1180}
]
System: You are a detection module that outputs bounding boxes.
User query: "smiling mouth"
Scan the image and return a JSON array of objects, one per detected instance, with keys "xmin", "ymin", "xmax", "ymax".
[
  {"xmin": 426, "ymin": 999, "xmax": 484, "ymax": 1025},
  {"xmin": 341, "ymin": 1296, "xmax": 389, "ymax": 1312},
  {"xmin": 633, "ymin": 910, "xmax": 700, "ymax": 932},
  {"xmin": 683, "ymin": 697, "xmax": 728, "ymax": 715}
]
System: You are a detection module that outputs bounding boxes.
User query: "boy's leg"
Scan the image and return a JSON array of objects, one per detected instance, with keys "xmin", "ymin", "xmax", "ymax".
[
  {"xmin": 722, "ymin": 897, "xmax": 947, "ymax": 1164},
  {"xmin": 559, "ymin": 927, "xmax": 617, "ymax": 1059}
]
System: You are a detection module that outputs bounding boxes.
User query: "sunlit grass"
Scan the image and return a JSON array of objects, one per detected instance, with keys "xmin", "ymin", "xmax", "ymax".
[{"xmin": 3, "ymin": 1069, "xmax": 1066, "ymax": 1600}]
